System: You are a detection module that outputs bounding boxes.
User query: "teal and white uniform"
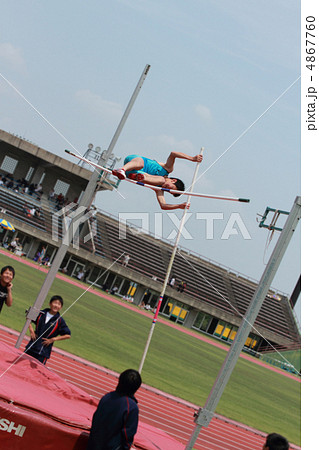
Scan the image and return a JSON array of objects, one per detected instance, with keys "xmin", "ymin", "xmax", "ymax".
[{"xmin": 124, "ymin": 155, "xmax": 169, "ymax": 177}]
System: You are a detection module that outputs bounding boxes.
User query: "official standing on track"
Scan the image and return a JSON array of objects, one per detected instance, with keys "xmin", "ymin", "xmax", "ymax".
[{"xmin": 87, "ymin": 369, "xmax": 142, "ymax": 450}]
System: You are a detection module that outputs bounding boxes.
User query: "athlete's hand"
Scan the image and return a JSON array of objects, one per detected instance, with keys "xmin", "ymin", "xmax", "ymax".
[
  {"xmin": 193, "ymin": 154, "xmax": 203, "ymax": 163},
  {"xmin": 42, "ymin": 337, "xmax": 54, "ymax": 346},
  {"xmin": 30, "ymin": 330, "xmax": 37, "ymax": 341},
  {"xmin": 179, "ymin": 202, "xmax": 190, "ymax": 210}
]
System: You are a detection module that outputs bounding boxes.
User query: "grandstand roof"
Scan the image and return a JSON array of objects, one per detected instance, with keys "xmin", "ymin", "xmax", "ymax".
[{"xmin": 0, "ymin": 129, "xmax": 109, "ymax": 191}]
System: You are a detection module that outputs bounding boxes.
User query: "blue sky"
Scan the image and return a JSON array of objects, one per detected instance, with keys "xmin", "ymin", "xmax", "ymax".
[{"xmin": 1, "ymin": 1, "xmax": 301, "ymax": 321}]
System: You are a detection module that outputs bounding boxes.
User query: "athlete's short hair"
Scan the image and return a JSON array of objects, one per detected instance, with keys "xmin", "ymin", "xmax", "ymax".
[
  {"xmin": 172, "ymin": 178, "xmax": 185, "ymax": 197},
  {"xmin": 116, "ymin": 369, "xmax": 142, "ymax": 396},
  {"xmin": 49, "ymin": 295, "xmax": 64, "ymax": 307},
  {"xmin": 264, "ymin": 433, "xmax": 289, "ymax": 450}
]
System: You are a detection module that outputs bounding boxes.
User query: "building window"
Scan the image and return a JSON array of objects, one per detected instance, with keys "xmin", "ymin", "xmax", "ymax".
[
  {"xmin": 54, "ymin": 179, "xmax": 70, "ymax": 197},
  {"xmin": 25, "ymin": 167, "xmax": 34, "ymax": 181},
  {"xmin": 1, "ymin": 156, "xmax": 18, "ymax": 174},
  {"xmin": 169, "ymin": 304, "xmax": 189, "ymax": 324},
  {"xmin": 193, "ymin": 312, "xmax": 205, "ymax": 329},
  {"xmin": 213, "ymin": 321, "xmax": 225, "ymax": 338},
  {"xmin": 221, "ymin": 325, "xmax": 232, "ymax": 340},
  {"xmin": 244, "ymin": 334, "xmax": 259, "ymax": 349},
  {"xmin": 119, "ymin": 279, "xmax": 131, "ymax": 296},
  {"xmin": 200, "ymin": 314, "xmax": 211, "ymax": 332},
  {"xmin": 229, "ymin": 327, "xmax": 238, "ymax": 342},
  {"xmin": 160, "ymin": 299, "xmax": 188, "ymax": 323},
  {"xmin": 39, "ymin": 172, "xmax": 46, "ymax": 184},
  {"xmin": 193, "ymin": 312, "xmax": 213, "ymax": 333},
  {"xmin": 88, "ymin": 266, "xmax": 105, "ymax": 286}
]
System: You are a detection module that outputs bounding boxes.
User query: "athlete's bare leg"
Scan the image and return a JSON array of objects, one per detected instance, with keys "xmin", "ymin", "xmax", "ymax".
[{"xmin": 112, "ymin": 157, "xmax": 144, "ymax": 180}]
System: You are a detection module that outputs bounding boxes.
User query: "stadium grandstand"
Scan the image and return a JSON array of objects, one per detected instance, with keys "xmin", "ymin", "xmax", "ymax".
[{"xmin": 0, "ymin": 129, "xmax": 300, "ymax": 359}]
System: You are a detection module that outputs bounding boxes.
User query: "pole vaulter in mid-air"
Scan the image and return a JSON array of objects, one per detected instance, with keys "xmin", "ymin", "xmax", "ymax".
[{"xmin": 65, "ymin": 150, "xmax": 250, "ymax": 206}]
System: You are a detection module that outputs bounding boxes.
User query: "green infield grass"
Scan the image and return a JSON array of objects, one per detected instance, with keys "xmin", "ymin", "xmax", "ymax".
[{"xmin": 0, "ymin": 252, "xmax": 301, "ymax": 445}]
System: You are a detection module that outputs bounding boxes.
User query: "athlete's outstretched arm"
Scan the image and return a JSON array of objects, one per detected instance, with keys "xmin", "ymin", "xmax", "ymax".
[
  {"xmin": 155, "ymin": 191, "xmax": 190, "ymax": 210},
  {"xmin": 163, "ymin": 152, "xmax": 203, "ymax": 173}
]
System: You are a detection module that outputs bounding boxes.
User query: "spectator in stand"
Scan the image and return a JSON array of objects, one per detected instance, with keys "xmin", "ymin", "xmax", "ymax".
[
  {"xmin": 110, "ymin": 286, "xmax": 118, "ymax": 295},
  {"xmin": 8, "ymin": 237, "xmax": 19, "ymax": 252},
  {"xmin": 169, "ymin": 276, "xmax": 176, "ymax": 288},
  {"xmin": 87, "ymin": 369, "xmax": 142, "ymax": 450},
  {"xmin": 2, "ymin": 237, "xmax": 9, "ymax": 249},
  {"xmin": 122, "ymin": 254, "xmax": 130, "ymax": 267},
  {"xmin": 56, "ymin": 193, "xmax": 65, "ymax": 210},
  {"xmin": 29, "ymin": 183, "xmax": 35, "ymax": 196},
  {"xmin": 38, "ymin": 246, "xmax": 46, "ymax": 264},
  {"xmin": 177, "ymin": 281, "xmax": 187, "ymax": 293},
  {"xmin": 42, "ymin": 256, "xmax": 50, "ymax": 267},
  {"xmin": 35, "ymin": 208, "xmax": 41, "ymax": 218},
  {"xmin": 23, "ymin": 204, "xmax": 30, "ymax": 216},
  {"xmin": 34, "ymin": 183, "xmax": 43, "ymax": 200},
  {"xmin": 33, "ymin": 251, "xmax": 41, "ymax": 262},
  {"xmin": 0, "ymin": 265, "xmax": 14, "ymax": 314},
  {"xmin": 29, "ymin": 207, "xmax": 36, "ymax": 216},
  {"xmin": 77, "ymin": 269, "xmax": 85, "ymax": 281},
  {"xmin": 48, "ymin": 188, "xmax": 55, "ymax": 201},
  {"xmin": 34, "ymin": 183, "xmax": 42, "ymax": 193},
  {"xmin": 262, "ymin": 433, "xmax": 289, "ymax": 450}
]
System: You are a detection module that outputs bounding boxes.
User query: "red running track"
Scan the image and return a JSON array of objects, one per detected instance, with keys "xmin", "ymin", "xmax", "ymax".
[{"xmin": 0, "ymin": 326, "xmax": 300, "ymax": 450}]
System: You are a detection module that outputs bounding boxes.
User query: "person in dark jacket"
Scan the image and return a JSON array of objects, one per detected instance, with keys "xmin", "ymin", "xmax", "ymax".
[
  {"xmin": 0, "ymin": 265, "xmax": 15, "ymax": 314},
  {"xmin": 25, "ymin": 295, "xmax": 71, "ymax": 365},
  {"xmin": 87, "ymin": 369, "xmax": 142, "ymax": 450},
  {"xmin": 262, "ymin": 433, "xmax": 289, "ymax": 450}
]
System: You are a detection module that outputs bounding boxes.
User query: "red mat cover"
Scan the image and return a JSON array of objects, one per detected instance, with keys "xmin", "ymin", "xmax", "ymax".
[{"xmin": 0, "ymin": 342, "xmax": 183, "ymax": 449}]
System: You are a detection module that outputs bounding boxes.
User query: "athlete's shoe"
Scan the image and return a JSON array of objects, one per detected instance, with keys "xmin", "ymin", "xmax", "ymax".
[
  {"xmin": 128, "ymin": 173, "xmax": 145, "ymax": 181},
  {"xmin": 112, "ymin": 168, "xmax": 126, "ymax": 180}
]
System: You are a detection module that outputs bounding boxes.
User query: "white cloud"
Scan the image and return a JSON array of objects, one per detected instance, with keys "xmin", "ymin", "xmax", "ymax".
[
  {"xmin": 75, "ymin": 89, "xmax": 123, "ymax": 123},
  {"xmin": 155, "ymin": 134, "xmax": 194, "ymax": 153},
  {"xmin": 0, "ymin": 42, "xmax": 26, "ymax": 71},
  {"xmin": 194, "ymin": 104, "xmax": 213, "ymax": 122}
]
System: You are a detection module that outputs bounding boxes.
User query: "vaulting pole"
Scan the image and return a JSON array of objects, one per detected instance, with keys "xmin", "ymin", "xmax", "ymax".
[{"xmin": 138, "ymin": 148, "xmax": 204, "ymax": 373}]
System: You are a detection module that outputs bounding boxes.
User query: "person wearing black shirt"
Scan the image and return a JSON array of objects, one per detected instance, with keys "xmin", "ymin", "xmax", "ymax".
[
  {"xmin": 0, "ymin": 265, "xmax": 14, "ymax": 314},
  {"xmin": 25, "ymin": 295, "xmax": 71, "ymax": 364}
]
